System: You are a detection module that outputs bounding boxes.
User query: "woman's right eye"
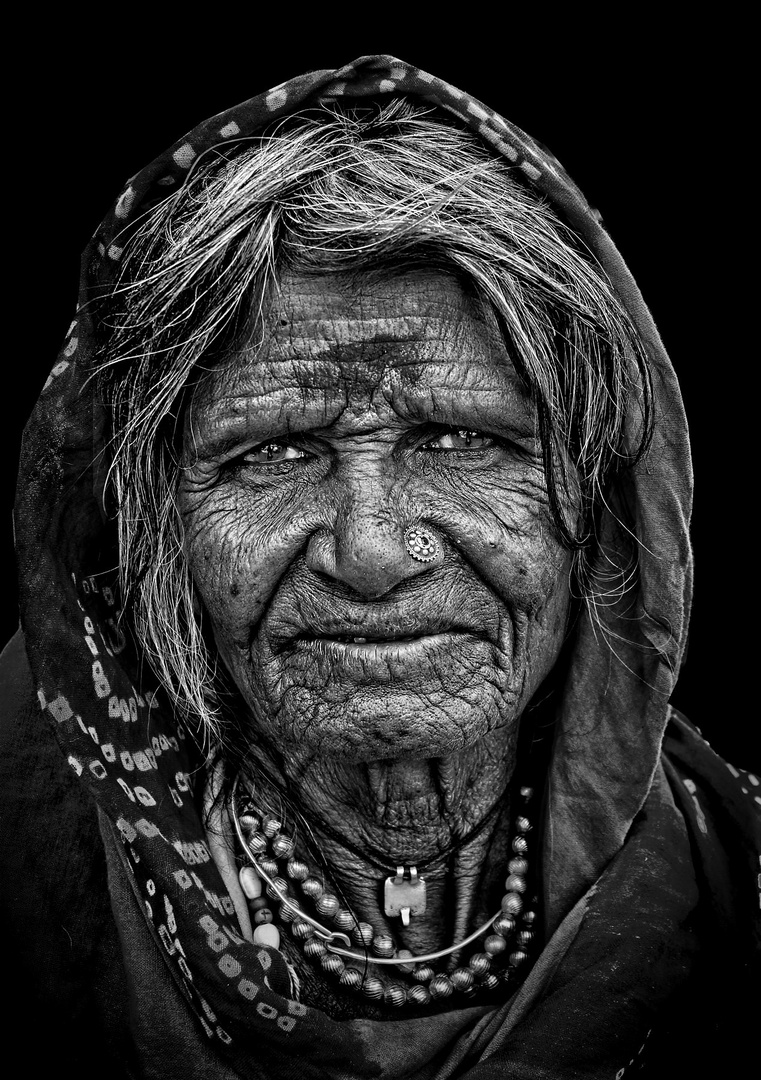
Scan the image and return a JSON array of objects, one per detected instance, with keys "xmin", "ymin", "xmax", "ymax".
[
  {"xmin": 240, "ymin": 442, "xmax": 307, "ymax": 465},
  {"xmin": 420, "ymin": 428, "xmax": 497, "ymax": 451}
]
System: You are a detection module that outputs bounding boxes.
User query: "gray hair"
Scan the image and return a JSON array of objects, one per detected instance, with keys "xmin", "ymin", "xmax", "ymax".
[{"xmin": 97, "ymin": 99, "xmax": 652, "ymax": 747}]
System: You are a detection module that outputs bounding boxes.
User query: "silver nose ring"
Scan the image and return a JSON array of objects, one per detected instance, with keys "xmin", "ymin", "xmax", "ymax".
[{"xmin": 404, "ymin": 527, "xmax": 441, "ymax": 563}]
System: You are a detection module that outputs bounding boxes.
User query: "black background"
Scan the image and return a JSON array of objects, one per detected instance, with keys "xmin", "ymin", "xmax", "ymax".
[{"xmin": 4, "ymin": 31, "xmax": 755, "ymax": 767}]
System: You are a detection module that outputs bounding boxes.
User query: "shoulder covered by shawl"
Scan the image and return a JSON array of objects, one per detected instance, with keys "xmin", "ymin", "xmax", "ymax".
[{"xmin": 1, "ymin": 631, "xmax": 758, "ymax": 1077}]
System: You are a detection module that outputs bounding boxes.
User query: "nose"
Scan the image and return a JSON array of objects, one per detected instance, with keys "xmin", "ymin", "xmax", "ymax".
[{"xmin": 306, "ymin": 503, "xmax": 443, "ymax": 600}]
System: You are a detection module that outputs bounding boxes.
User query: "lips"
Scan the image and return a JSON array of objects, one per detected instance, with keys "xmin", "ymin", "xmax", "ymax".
[
  {"xmin": 299, "ymin": 631, "xmax": 475, "ymax": 667},
  {"xmin": 291, "ymin": 623, "xmax": 473, "ymax": 649},
  {"xmin": 261, "ymin": 601, "xmax": 493, "ymax": 694},
  {"xmin": 287, "ymin": 627, "xmax": 481, "ymax": 667},
  {"xmin": 267, "ymin": 597, "xmax": 488, "ymax": 654},
  {"xmin": 326, "ymin": 633, "xmax": 429, "ymax": 644}
]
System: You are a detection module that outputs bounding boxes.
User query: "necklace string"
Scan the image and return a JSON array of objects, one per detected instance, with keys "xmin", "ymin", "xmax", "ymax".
[
  {"xmin": 229, "ymin": 772, "xmax": 540, "ymax": 1007},
  {"xmin": 231, "ymin": 778, "xmax": 504, "ymax": 964}
]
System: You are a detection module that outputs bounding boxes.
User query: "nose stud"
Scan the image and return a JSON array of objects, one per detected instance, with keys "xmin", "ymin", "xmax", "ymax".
[{"xmin": 404, "ymin": 527, "xmax": 441, "ymax": 564}]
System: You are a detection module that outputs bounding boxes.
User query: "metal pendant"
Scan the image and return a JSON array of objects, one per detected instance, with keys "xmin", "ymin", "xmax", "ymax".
[{"xmin": 384, "ymin": 865, "xmax": 427, "ymax": 926}]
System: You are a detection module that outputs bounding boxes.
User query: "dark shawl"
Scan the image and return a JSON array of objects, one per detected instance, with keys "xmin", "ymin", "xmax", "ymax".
[{"xmin": 3, "ymin": 55, "xmax": 759, "ymax": 1078}]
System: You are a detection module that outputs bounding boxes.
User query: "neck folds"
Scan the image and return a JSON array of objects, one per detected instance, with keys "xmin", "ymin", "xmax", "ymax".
[{"xmin": 231, "ymin": 770, "xmax": 539, "ymax": 1009}]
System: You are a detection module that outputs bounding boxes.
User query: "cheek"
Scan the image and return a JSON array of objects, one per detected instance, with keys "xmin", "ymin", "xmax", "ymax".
[
  {"xmin": 435, "ymin": 474, "xmax": 571, "ymax": 611},
  {"xmin": 480, "ymin": 534, "xmax": 570, "ymax": 615},
  {"xmin": 491, "ymin": 537, "xmax": 573, "ymax": 675},
  {"xmin": 432, "ymin": 475, "xmax": 574, "ymax": 679},
  {"xmin": 181, "ymin": 499, "xmax": 286, "ymax": 643}
]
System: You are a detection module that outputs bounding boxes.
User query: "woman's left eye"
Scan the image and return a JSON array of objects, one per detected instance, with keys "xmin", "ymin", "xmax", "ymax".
[
  {"xmin": 421, "ymin": 429, "xmax": 495, "ymax": 451},
  {"xmin": 241, "ymin": 442, "xmax": 307, "ymax": 465}
]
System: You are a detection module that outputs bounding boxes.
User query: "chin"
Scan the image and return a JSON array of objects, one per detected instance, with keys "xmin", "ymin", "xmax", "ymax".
[{"xmin": 257, "ymin": 691, "xmax": 500, "ymax": 764}]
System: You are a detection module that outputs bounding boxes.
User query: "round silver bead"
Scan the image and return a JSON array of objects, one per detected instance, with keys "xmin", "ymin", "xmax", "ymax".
[
  {"xmin": 371, "ymin": 933, "xmax": 395, "ymax": 958},
  {"xmin": 509, "ymin": 949, "xmax": 529, "ymax": 967},
  {"xmin": 508, "ymin": 856, "xmax": 529, "ymax": 876},
  {"xmin": 504, "ymin": 873, "xmax": 527, "ymax": 894},
  {"xmin": 271, "ymin": 834, "xmax": 295, "ymax": 859},
  {"xmin": 406, "ymin": 984, "xmax": 431, "ymax": 1006},
  {"xmin": 361, "ymin": 976, "xmax": 385, "ymax": 1000},
  {"xmin": 480, "ymin": 973, "xmax": 501, "ymax": 991},
  {"xmin": 468, "ymin": 952, "xmax": 491, "ymax": 976},
  {"xmin": 501, "ymin": 892, "xmax": 524, "ymax": 916},
  {"xmin": 519, "ymin": 786, "xmax": 534, "ymax": 800},
  {"xmin": 266, "ymin": 876, "xmax": 289, "ymax": 900},
  {"xmin": 511, "ymin": 835, "xmax": 529, "ymax": 855},
  {"xmin": 516, "ymin": 929, "xmax": 534, "ymax": 947},
  {"xmin": 384, "ymin": 982, "xmax": 407, "ymax": 1008},
  {"xmin": 351, "ymin": 922, "xmax": 374, "ymax": 947},
  {"xmin": 238, "ymin": 814, "xmax": 260, "ymax": 833},
  {"xmin": 303, "ymin": 938, "xmax": 327, "ymax": 959},
  {"xmin": 522, "ymin": 909, "xmax": 537, "ymax": 926},
  {"xmin": 247, "ymin": 834, "xmax": 267, "ymax": 855},
  {"xmin": 333, "ymin": 908, "xmax": 355, "ymax": 932},
  {"xmin": 484, "ymin": 933, "xmax": 507, "ymax": 956},
  {"xmin": 428, "ymin": 974, "xmax": 454, "ymax": 999},
  {"xmin": 301, "ymin": 877, "xmax": 324, "ymax": 900},
  {"xmin": 286, "ymin": 858, "xmax": 309, "ymax": 881},
  {"xmin": 279, "ymin": 899, "xmax": 300, "ymax": 923},
  {"xmin": 492, "ymin": 913, "xmax": 516, "ymax": 937},
  {"xmin": 316, "ymin": 893, "xmax": 340, "ymax": 918},
  {"xmin": 413, "ymin": 964, "xmax": 436, "ymax": 983},
  {"xmin": 515, "ymin": 815, "xmax": 531, "ymax": 833},
  {"xmin": 262, "ymin": 816, "xmax": 281, "ymax": 838},
  {"xmin": 451, "ymin": 967, "xmax": 475, "ymax": 992},
  {"xmin": 258, "ymin": 857, "xmax": 279, "ymax": 878},
  {"xmin": 339, "ymin": 967, "xmax": 363, "ymax": 991},
  {"xmin": 320, "ymin": 953, "xmax": 345, "ymax": 976},
  {"xmin": 291, "ymin": 918, "xmax": 313, "ymax": 940}
]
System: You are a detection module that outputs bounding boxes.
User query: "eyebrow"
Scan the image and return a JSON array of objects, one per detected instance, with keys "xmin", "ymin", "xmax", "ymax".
[
  {"xmin": 186, "ymin": 382, "xmax": 346, "ymax": 457},
  {"xmin": 388, "ymin": 386, "xmax": 537, "ymax": 440}
]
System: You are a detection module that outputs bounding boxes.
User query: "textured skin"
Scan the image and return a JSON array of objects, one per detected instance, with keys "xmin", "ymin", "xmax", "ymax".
[{"xmin": 180, "ymin": 270, "xmax": 575, "ymax": 953}]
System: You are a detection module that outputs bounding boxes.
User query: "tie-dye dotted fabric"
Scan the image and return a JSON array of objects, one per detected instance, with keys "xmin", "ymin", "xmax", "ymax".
[{"xmin": 14, "ymin": 56, "xmax": 759, "ymax": 1077}]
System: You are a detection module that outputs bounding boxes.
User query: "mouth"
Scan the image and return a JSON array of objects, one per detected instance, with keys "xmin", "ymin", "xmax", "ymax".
[
  {"xmin": 292, "ymin": 629, "xmax": 479, "ymax": 663},
  {"xmin": 269, "ymin": 610, "xmax": 487, "ymax": 658},
  {"xmin": 325, "ymin": 633, "xmax": 425, "ymax": 645}
]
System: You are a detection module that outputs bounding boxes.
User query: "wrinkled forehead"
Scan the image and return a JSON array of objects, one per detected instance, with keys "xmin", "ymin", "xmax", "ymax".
[{"xmin": 191, "ymin": 269, "xmax": 530, "ymax": 424}]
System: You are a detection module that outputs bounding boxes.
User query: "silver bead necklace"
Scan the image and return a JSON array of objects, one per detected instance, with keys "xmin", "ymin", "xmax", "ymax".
[{"xmin": 230, "ymin": 775, "xmax": 538, "ymax": 1008}]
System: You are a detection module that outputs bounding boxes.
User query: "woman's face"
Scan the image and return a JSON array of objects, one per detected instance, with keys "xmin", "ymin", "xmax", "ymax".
[{"xmin": 179, "ymin": 270, "xmax": 574, "ymax": 763}]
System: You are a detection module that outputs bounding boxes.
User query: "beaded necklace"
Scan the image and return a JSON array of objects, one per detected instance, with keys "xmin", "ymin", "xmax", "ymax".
[{"xmin": 230, "ymin": 775, "xmax": 539, "ymax": 1008}]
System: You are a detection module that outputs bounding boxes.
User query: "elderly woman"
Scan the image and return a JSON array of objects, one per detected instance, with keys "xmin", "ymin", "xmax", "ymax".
[{"xmin": 2, "ymin": 56, "xmax": 757, "ymax": 1078}]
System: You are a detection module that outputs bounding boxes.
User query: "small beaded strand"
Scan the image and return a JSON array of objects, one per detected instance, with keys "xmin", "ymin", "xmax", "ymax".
[{"xmin": 233, "ymin": 785, "xmax": 538, "ymax": 1008}]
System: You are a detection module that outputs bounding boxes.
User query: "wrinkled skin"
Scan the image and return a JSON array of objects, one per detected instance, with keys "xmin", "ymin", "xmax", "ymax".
[{"xmin": 180, "ymin": 270, "xmax": 575, "ymax": 951}]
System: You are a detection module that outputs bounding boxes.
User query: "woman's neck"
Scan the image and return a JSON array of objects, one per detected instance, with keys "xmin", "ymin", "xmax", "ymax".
[{"xmin": 246, "ymin": 731, "xmax": 517, "ymax": 954}]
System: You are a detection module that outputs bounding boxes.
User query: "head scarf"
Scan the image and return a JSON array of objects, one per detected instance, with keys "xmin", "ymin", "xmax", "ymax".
[{"xmin": 14, "ymin": 56, "xmax": 756, "ymax": 1078}]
